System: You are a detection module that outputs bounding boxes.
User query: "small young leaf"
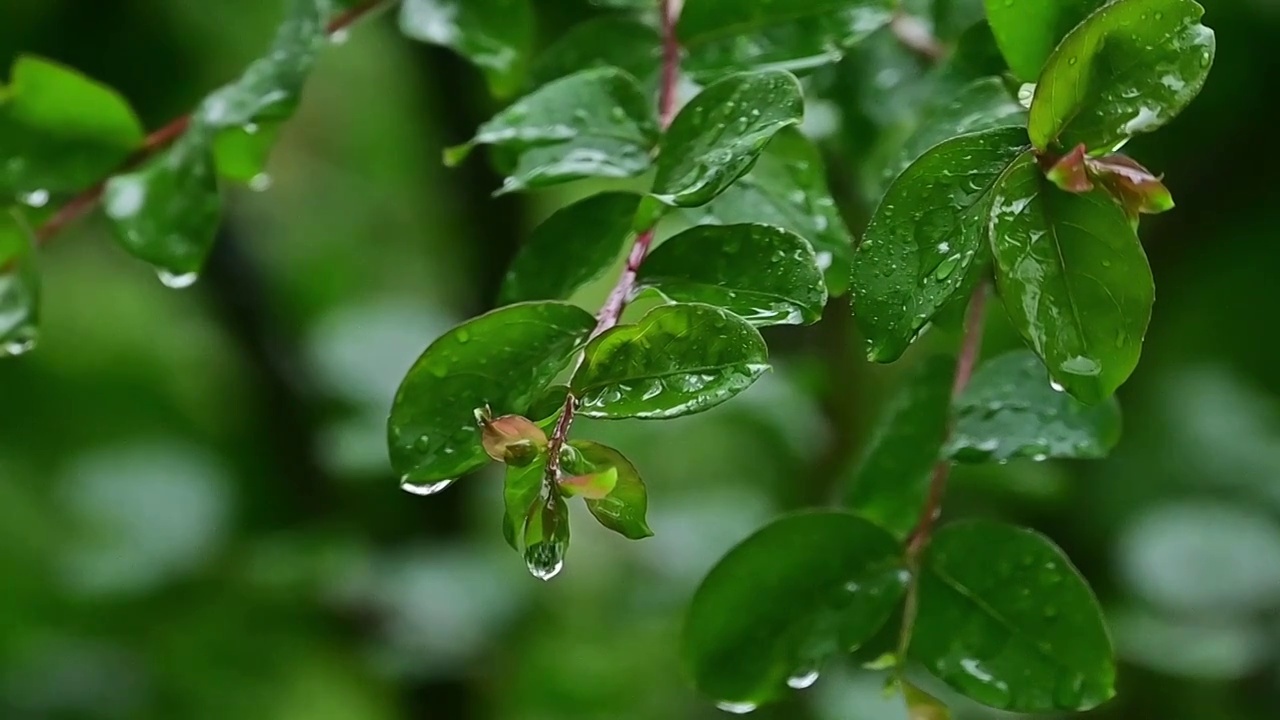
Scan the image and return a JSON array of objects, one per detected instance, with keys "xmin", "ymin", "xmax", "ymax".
[
  {"xmin": 503, "ymin": 459, "xmax": 544, "ymax": 551},
  {"xmin": 1045, "ymin": 144, "xmax": 1094, "ymax": 193},
  {"xmin": 636, "ymin": 223, "xmax": 827, "ymax": 327},
  {"xmin": 680, "ymin": 129, "xmax": 855, "ymax": 295},
  {"xmin": 910, "ymin": 520, "xmax": 1115, "ymax": 712},
  {"xmin": 852, "ymin": 127, "xmax": 1028, "ymax": 363},
  {"xmin": 1028, "ymin": 0, "xmax": 1215, "ymax": 152},
  {"xmin": 479, "ymin": 412, "xmax": 548, "ymax": 466},
  {"xmin": 984, "ymin": 0, "xmax": 1105, "ymax": 82},
  {"xmin": 683, "ymin": 511, "xmax": 906, "ymax": 708},
  {"xmin": 388, "ymin": 302, "xmax": 596, "ymax": 485},
  {"xmin": 0, "ymin": 209, "xmax": 39, "ymax": 356},
  {"xmin": 559, "ymin": 466, "xmax": 618, "ymax": 500},
  {"xmin": 844, "ymin": 355, "xmax": 954, "ymax": 539},
  {"xmin": 566, "ymin": 440, "xmax": 652, "ymax": 539},
  {"xmin": 449, "ymin": 67, "xmax": 659, "ymax": 193},
  {"xmin": 523, "ymin": 490, "xmax": 570, "ymax": 581},
  {"xmin": 946, "ymin": 350, "xmax": 1122, "ymax": 462},
  {"xmin": 571, "ymin": 303, "xmax": 769, "ymax": 419},
  {"xmin": 989, "ymin": 151, "xmax": 1153, "ymax": 403},
  {"xmin": 499, "ymin": 192, "xmax": 640, "ymax": 304},
  {"xmin": 0, "ymin": 55, "xmax": 144, "ymax": 196},
  {"xmin": 400, "ymin": 0, "xmax": 533, "ymax": 98},
  {"xmin": 650, "ymin": 71, "xmax": 804, "ymax": 208},
  {"xmin": 103, "ymin": 130, "xmax": 222, "ymax": 281},
  {"xmin": 678, "ymin": 0, "xmax": 894, "ymax": 81},
  {"xmin": 533, "ymin": 16, "xmax": 661, "ymax": 89},
  {"xmin": 904, "ymin": 682, "xmax": 951, "ymax": 720},
  {"xmin": 1087, "ymin": 154, "xmax": 1175, "ymax": 219}
]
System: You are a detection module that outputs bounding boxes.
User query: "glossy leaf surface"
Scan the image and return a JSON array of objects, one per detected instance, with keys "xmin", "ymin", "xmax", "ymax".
[
  {"xmin": 946, "ymin": 350, "xmax": 1122, "ymax": 462},
  {"xmin": 399, "ymin": 0, "xmax": 533, "ymax": 98},
  {"xmin": 684, "ymin": 511, "xmax": 906, "ymax": 707},
  {"xmin": 650, "ymin": 71, "xmax": 803, "ymax": 208},
  {"xmin": 448, "ymin": 67, "xmax": 658, "ymax": 193},
  {"xmin": 990, "ymin": 151, "xmax": 1153, "ymax": 403},
  {"xmin": 502, "ymin": 459, "xmax": 543, "ymax": 551},
  {"xmin": 885, "ymin": 77, "xmax": 1026, "ymax": 184},
  {"xmin": 566, "ymin": 440, "xmax": 652, "ymax": 539},
  {"xmin": 388, "ymin": 302, "xmax": 596, "ymax": 484},
  {"xmin": 637, "ymin": 223, "xmax": 827, "ymax": 327},
  {"xmin": 571, "ymin": 303, "xmax": 769, "ymax": 419},
  {"xmin": 852, "ymin": 127, "xmax": 1028, "ymax": 363},
  {"xmin": 1028, "ymin": 0, "xmax": 1215, "ymax": 151},
  {"xmin": 911, "ymin": 521, "xmax": 1115, "ymax": 712},
  {"xmin": 211, "ymin": 122, "xmax": 281, "ymax": 183},
  {"xmin": 0, "ymin": 209, "xmax": 38, "ymax": 356},
  {"xmin": 500, "ymin": 192, "xmax": 640, "ymax": 304},
  {"xmin": 985, "ymin": 0, "xmax": 1105, "ymax": 81}
]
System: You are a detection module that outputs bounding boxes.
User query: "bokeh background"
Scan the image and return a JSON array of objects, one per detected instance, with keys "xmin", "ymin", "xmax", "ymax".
[{"xmin": 2, "ymin": 1, "xmax": 1279, "ymax": 718}]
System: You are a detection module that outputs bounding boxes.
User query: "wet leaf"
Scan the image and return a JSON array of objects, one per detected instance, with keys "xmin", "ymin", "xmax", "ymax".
[
  {"xmin": 989, "ymin": 150, "xmax": 1153, "ymax": 403},
  {"xmin": 845, "ymin": 355, "xmax": 954, "ymax": 539},
  {"xmin": 211, "ymin": 122, "xmax": 281, "ymax": 183},
  {"xmin": 650, "ymin": 70, "xmax": 803, "ymax": 208},
  {"xmin": 523, "ymin": 490, "xmax": 570, "ymax": 580},
  {"xmin": 388, "ymin": 302, "xmax": 596, "ymax": 485},
  {"xmin": 678, "ymin": 0, "xmax": 894, "ymax": 81},
  {"xmin": 637, "ymin": 223, "xmax": 827, "ymax": 327},
  {"xmin": 571, "ymin": 303, "xmax": 769, "ymax": 419},
  {"xmin": 447, "ymin": 67, "xmax": 658, "ymax": 193},
  {"xmin": 400, "ymin": 0, "xmax": 533, "ymax": 98},
  {"xmin": 533, "ymin": 16, "xmax": 661, "ymax": 89},
  {"xmin": 499, "ymin": 192, "xmax": 640, "ymax": 304},
  {"xmin": 479, "ymin": 412, "xmax": 547, "ymax": 466},
  {"xmin": 910, "ymin": 520, "xmax": 1115, "ymax": 712},
  {"xmin": 985, "ymin": 0, "xmax": 1105, "ymax": 81},
  {"xmin": 0, "ymin": 55, "xmax": 144, "ymax": 196},
  {"xmin": 559, "ymin": 466, "xmax": 618, "ymax": 501},
  {"xmin": 1087, "ymin": 154, "xmax": 1175, "ymax": 219},
  {"xmin": 1046, "ymin": 144, "xmax": 1094, "ymax": 193},
  {"xmin": 946, "ymin": 350, "xmax": 1122, "ymax": 462},
  {"xmin": 0, "ymin": 209, "xmax": 39, "ymax": 356},
  {"xmin": 1028, "ymin": 0, "xmax": 1215, "ymax": 151},
  {"xmin": 680, "ymin": 129, "xmax": 855, "ymax": 295},
  {"xmin": 683, "ymin": 511, "xmax": 906, "ymax": 708},
  {"xmin": 565, "ymin": 440, "xmax": 652, "ymax": 539},
  {"xmin": 503, "ymin": 459, "xmax": 544, "ymax": 551},
  {"xmin": 852, "ymin": 127, "xmax": 1028, "ymax": 363}
]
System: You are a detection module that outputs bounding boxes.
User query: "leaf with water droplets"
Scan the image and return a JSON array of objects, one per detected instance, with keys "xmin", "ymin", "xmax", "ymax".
[
  {"xmin": 946, "ymin": 350, "xmax": 1122, "ymax": 463},
  {"xmin": 989, "ymin": 150, "xmax": 1153, "ymax": 404},
  {"xmin": 499, "ymin": 192, "xmax": 639, "ymax": 305},
  {"xmin": 400, "ymin": 0, "xmax": 533, "ymax": 98},
  {"xmin": 680, "ymin": 129, "xmax": 855, "ymax": 295},
  {"xmin": 447, "ymin": 67, "xmax": 658, "ymax": 193},
  {"xmin": 910, "ymin": 520, "xmax": 1115, "ymax": 712},
  {"xmin": 502, "ymin": 458, "xmax": 543, "ymax": 551},
  {"xmin": 650, "ymin": 70, "xmax": 804, "ymax": 208},
  {"xmin": 852, "ymin": 126, "xmax": 1028, "ymax": 363},
  {"xmin": 103, "ymin": 129, "xmax": 222, "ymax": 278},
  {"xmin": 985, "ymin": 0, "xmax": 1105, "ymax": 82},
  {"xmin": 388, "ymin": 302, "xmax": 596, "ymax": 485},
  {"xmin": 0, "ymin": 209, "xmax": 39, "ymax": 357},
  {"xmin": 523, "ymin": 489, "xmax": 570, "ymax": 580},
  {"xmin": 564, "ymin": 440, "xmax": 652, "ymax": 539},
  {"xmin": 533, "ymin": 16, "xmax": 661, "ymax": 90},
  {"xmin": 571, "ymin": 303, "xmax": 769, "ymax": 419},
  {"xmin": 0, "ymin": 55, "xmax": 144, "ymax": 197},
  {"xmin": 212, "ymin": 122, "xmax": 281, "ymax": 184},
  {"xmin": 844, "ymin": 355, "xmax": 953, "ymax": 539},
  {"xmin": 683, "ymin": 511, "xmax": 906, "ymax": 708},
  {"xmin": 637, "ymin": 223, "xmax": 827, "ymax": 327},
  {"xmin": 677, "ymin": 0, "xmax": 894, "ymax": 81},
  {"xmin": 1028, "ymin": 0, "xmax": 1215, "ymax": 151}
]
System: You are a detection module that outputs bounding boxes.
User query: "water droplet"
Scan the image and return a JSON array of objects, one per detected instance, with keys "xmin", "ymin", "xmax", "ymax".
[
  {"xmin": 1043, "ymin": 605, "xmax": 1059, "ymax": 619},
  {"xmin": 400, "ymin": 476, "xmax": 456, "ymax": 496},
  {"xmin": 1049, "ymin": 379, "xmax": 1066, "ymax": 393},
  {"xmin": 715, "ymin": 701, "xmax": 757, "ymax": 714},
  {"xmin": 330, "ymin": 28, "xmax": 350, "ymax": 44},
  {"xmin": 249, "ymin": 173, "xmax": 273, "ymax": 192},
  {"xmin": 1067, "ymin": 56, "xmax": 1079, "ymax": 66},
  {"xmin": 1, "ymin": 330, "xmax": 37, "ymax": 357},
  {"xmin": 931, "ymin": 254, "xmax": 962, "ymax": 281},
  {"xmin": 524, "ymin": 541, "xmax": 566, "ymax": 581},
  {"xmin": 786, "ymin": 668, "xmax": 820, "ymax": 690},
  {"xmin": 157, "ymin": 270, "xmax": 199, "ymax": 289},
  {"xmin": 456, "ymin": 328, "xmax": 471, "ymax": 343},
  {"xmin": 20, "ymin": 189, "xmax": 49, "ymax": 208},
  {"xmin": 1031, "ymin": 453, "xmax": 1048, "ymax": 462}
]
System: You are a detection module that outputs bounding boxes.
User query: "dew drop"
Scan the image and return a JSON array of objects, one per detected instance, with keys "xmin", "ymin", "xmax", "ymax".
[
  {"xmin": 20, "ymin": 189, "xmax": 49, "ymax": 208},
  {"xmin": 786, "ymin": 669, "xmax": 820, "ymax": 690},
  {"xmin": 524, "ymin": 541, "xmax": 566, "ymax": 581},
  {"xmin": 157, "ymin": 270, "xmax": 199, "ymax": 289},
  {"xmin": 1049, "ymin": 378, "xmax": 1066, "ymax": 393},
  {"xmin": 715, "ymin": 701, "xmax": 758, "ymax": 714},
  {"xmin": 400, "ymin": 476, "xmax": 456, "ymax": 496},
  {"xmin": 1067, "ymin": 56, "xmax": 1079, "ymax": 66},
  {"xmin": 330, "ymin": 28, "xmax": 350, "ymax": 45},
  {"xmin": 1, "ymin": 335, "xmax": 36, "ymax": 357},
  {"xmin": 249, "ymin": 173, "xmax": 273, "ymax": 192}
]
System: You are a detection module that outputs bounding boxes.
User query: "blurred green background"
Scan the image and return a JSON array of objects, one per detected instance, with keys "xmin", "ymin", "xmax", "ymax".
[{"xmin": 2, "ymin": 1, "xmax": 1279, "ymax": 718}]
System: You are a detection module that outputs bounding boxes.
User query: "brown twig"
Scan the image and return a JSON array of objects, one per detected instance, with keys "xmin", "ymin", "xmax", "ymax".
[{"xmin": 33, "ymin": 0, "xmax": 392, "ymax": 244}]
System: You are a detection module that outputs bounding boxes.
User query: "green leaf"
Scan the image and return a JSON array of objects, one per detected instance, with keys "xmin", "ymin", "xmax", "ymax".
[
  {"xmin": 533, "ymin": 16, "xmax": 662, "ymax": 88},
  {"xmin": 844, "ymin": 355, "xmax": 953, "ymax": 538},
  {"xmin": 1028, "ymin": 0, "xmax": 1215, "ymax": 151},
  {"xmin": 0, "ymin": 209, "xmax": 39, "ymax": 356},
  {"xmin": 503, "ymin": 459, "xmax": 544, "ymax": 551},
  {"xmin": 571, "ymin": 303, "xmax": 769, "ymax": 419},
  {"xmin": 211, "ymin": 122, "xmax": 281, "ymax": 184},
  {"xmin": 910, "ymin": 520, "xmax": 1115, "ymax": 712},
  {"xmin": 388, "ymin": 302, "xmax": 596, "ymax": 486},
  {"xmin": 680, "ymin": 129, "xmax": 855, "ymax": 295},
  {"xmin": 985, "ymin": 0, "xmax": 1105, "ymax": 82},
  {"xmin": 0, "ymin": 55, "xmax": 144, "ymax": 196},
  {"xmin": 637, "ymin": 223, "xmax": 827, "ymax": 327},
  {"xmin": 677, "ymin": 0, "xmax": 894, "ymax": 81},
  {"xmin": 683, "ymin": 511, "xmax": 906, "ymax": 708},
  {"xmin": 524, "ymin": 489, "xmax": 571, "ymax": 580},
  {"xmin": 650, "ymin": 71, "xmax": 804, "ymax": 208},
  {"xmin": 449, "ymin": 67, "xmax": 659, "ymax": 193},
  {"xmin": 102, "ymin": 130, "xmax": 222, "ymax": 283},
  {"xmin": 989, "ymin": 150, "xmax": 1153, "ymax": 403},
  {"xmin": 851, "ymin": 126, "xmax": 1028, "ymax": 363},
  {"xmin": 400, "ymin": 0, "xmax": 533, "ymax": 98},
  {"xmin": 499, "ymin": 192, "xmax": 640, "ymax": 304},
  {"xmin": 946, "ymin": 350, "xmax": 1122, "ymax": 462},
  {"xmin": 565, "ymin": 440, "xmax": 652, "ymax": 539}
]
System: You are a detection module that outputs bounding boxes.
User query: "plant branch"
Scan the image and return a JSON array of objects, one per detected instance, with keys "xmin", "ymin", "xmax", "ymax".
[
  {"xmin": 33, "ymin": 0, "xmax": 393, "ymax": 245},
  {"xmin": 890, "ymin": 10, "xmax": 945, "ymax": 62}
]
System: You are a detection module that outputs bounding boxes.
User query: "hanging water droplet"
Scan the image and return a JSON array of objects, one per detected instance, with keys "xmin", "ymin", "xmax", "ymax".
[
  {"xmin": 714, "ymin": 701, "xmax": 757, "ymax": 714},
  {"xmin": 157, "ymin": 270, "xmax": 199, "ymax": 289},
  {"xmin": 400, "ymin": 476, "xmax": 456, "ymax": 496},
  {"xmin": 1049, "ymin": 378, "xmax": 1066, "ymax": 393},
  {"xmin": 524, "ymin": 541, "xmax": 566, "ymax": 581},
  {"xmin": 20, "ymin": 189, "xmax": 49, "ymax": 208},
  {"xmin": 786, "ymin": 668, "xmax": 820, "ymax": 690},
  {"xmin": 248, "ymin": 173, "xmax": 273, "ymax": 192},
  {"xmin": 1, "ymin": 328, "xmax": 37, "ymax": 357},
  {"xmin": 329, "ymin": 28, "xmax": 350, "ymax": 45}
]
